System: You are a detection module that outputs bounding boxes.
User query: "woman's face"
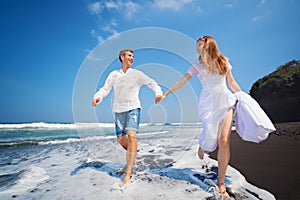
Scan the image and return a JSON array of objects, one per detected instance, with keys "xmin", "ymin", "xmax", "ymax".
[{"xmin": 196, "ymin": 40, "xmax": 204, "ymax": 55}]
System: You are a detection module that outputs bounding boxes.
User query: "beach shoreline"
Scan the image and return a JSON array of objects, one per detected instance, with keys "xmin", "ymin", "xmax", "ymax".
[
  {"xmin": 210, "ymin": 122, "xmax": 300, "ymax": 200},
  {"xmin": 0, "ymin": 123, "xmax": 278, "ymax": 199}
]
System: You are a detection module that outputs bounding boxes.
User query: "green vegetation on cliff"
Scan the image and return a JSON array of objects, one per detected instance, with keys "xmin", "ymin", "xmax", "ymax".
[{"xmin": 249, "ymin": 60, "xmax": 300, "ymax": 123}]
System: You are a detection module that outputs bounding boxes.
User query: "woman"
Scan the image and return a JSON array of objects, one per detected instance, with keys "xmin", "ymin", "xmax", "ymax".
[{"xmin": 161, "ymin": 36, "xmax": 274, "ymax": 197}]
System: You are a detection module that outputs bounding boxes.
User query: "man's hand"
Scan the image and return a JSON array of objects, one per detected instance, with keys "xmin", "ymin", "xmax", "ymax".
[
  {"xmin": 155, "ymin": 95, "xmax": 164, "ymax": 104},
  {"xmin": 92, "ymin": 98, "xmax": 101, "ymax": 107}
]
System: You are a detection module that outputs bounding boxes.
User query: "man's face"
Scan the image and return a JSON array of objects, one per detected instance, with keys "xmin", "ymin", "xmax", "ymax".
[{"xmin": 122, "ymin": 51, "xmax": 134, "ymax": 67}]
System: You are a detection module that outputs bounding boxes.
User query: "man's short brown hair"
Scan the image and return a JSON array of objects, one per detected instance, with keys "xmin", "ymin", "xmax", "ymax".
[{"xmin": 119, "ymin": 48, "xmax": 134, "ymax": 63}]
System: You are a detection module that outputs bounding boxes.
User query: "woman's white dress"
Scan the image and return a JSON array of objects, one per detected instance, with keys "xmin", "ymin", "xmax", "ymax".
[{"xmin": 187, "ymin": 62, "xmax": 276, "ymax": 152}]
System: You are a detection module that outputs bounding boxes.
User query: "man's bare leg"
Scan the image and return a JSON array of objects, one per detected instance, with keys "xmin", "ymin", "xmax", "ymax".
[
  {"xmin": 115, "ymin": 135, "xmax": 128, "ymax": 175},
  {"xmin": 117, "ymin": 135, "xmax": 128, "ymax": 150},
  {"xmin": 123, "ymin": 130, "xmax": 137, "ymax": 184}
]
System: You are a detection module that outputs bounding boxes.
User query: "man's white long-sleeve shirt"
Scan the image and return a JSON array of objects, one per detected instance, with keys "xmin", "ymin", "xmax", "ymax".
[{"xmin": 94, "ymin": 68, "xmax": 163, "ymax": 113}]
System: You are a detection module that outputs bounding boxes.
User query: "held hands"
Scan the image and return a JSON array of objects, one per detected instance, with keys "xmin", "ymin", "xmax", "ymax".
[
  {"xmin": 92, "ymin": 98, "xmax": 101, "ymax": 107},
  {"xmin": 155, "ymin": 94, "xmax": 167, "ymax": 104},
  {"xmin": 93, "ymin": 96, "xmax": 165, "ymax": 106},
  {"xmin": 155, "ymin": 95, "xmax": 163, "ymax": 104}
]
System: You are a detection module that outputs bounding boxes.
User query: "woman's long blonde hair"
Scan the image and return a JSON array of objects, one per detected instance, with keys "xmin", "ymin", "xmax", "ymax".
[{"xmin": 198, "ymin": 36, "xmax": 229, "ymax": 75}]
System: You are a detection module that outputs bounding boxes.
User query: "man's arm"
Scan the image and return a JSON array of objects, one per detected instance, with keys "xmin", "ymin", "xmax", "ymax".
[
  {"xmin": 92, "ymin": 72, "xmax": 114, "ymax": 106},
  {"xmin": 92, "ymin": 98, "xmax": 101, "ymax": 107},
  {"xmin": 139, "ymin": 71, "xmax": 163, "ymax": 103}
]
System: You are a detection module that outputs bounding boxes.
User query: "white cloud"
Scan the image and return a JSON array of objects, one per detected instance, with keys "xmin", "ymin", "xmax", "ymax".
[
  {"xmin": 88, "ymin": 2, "xmax": 102, "ymax": 15},
  {"xmin": 87, "ymin": 1, "xmax": 138, "ymax": 43},
  {"xmin": 90, "ymin": 29, "xmax": 104, "ymax": 44},
  {"xmin": 87, "ymin": 53, "xmax": 103, "ymax": 61},
  {"xmin": 96, "ymin": 36, "xmax": 105, "ymax": 43},
  {"xmin": 225, "ymin": 3, "xmax": 233, "ymax": 8},
  {"xmin": 196, "ymin": 6, "xmax": 203, "ymax": 13},
  {"xmin": 252, "ymin": 9, "xmax": 270, "ymax": 22},
  {"xmin": 258, "ymin": 0, "xmax": 267, "ymax": 7},
  {"xmin": 87, "ymin": 0, "xmax": 196, "ymax": 43},
  {"xmin": 223, "ymin": 0, "xmax": 235, "ymax": 8},
  {"xmin": 153, "ymin": 0, "xmax": 193, "ymax": 11},
  {"xmin": 90, "ymin": 29, "xmax": 96, "ymax": 35},
  {"xmin": 105, "ymin": 1, "xmax": 119, "ymax": 9},
  {"xmin": 103, "ymin": 26, "xmax": 117, "ymax": 35},
  {"xmin": 88, "ymin": 1, "xmax": 140, "ymax": 19},
  {"xmin": 253, "ymin": 15, "xmax": 261, "ymax": 22},
  {"xmin": 123, "ymin": 1, "xmax": 140, "ymax": 18},
  {"xmin": 110, "ymin": 19, "xmax": 118, "ymax": 26}
]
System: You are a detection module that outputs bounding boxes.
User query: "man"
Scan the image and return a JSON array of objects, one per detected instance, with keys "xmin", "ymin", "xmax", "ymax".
[{"xmin": 92, "ymin": 48, "xmax": 163, "ymax": 185}]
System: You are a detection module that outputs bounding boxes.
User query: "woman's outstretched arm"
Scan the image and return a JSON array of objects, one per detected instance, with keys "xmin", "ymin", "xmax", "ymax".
[{"xmin": 163, "ymin": 73, "xmax": 192, "ymax": 98}]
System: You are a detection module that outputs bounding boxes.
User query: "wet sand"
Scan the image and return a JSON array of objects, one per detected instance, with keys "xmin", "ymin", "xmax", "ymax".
[{"xmin": 210, "ymin": 122, "xmax": 300, "ymax": 200}]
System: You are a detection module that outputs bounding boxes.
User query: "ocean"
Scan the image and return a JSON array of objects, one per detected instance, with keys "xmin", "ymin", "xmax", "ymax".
[{"xmin": 0, "ymin": 122, "xmax": 275, "ymax": 199}]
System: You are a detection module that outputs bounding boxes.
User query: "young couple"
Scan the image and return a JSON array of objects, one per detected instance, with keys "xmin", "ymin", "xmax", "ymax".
[{"xmin": 92, "ymin": 36, "xmax": 275, "ymax": 197}]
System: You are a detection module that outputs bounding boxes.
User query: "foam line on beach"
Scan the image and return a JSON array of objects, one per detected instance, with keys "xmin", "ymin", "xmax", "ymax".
[
  {"xmin": 0, "ymin": 131, "xmax": 170, "ymax": 149},
  {"xmin": 0, "ymin": 122, "xmax": 202, "ymax": 130}
]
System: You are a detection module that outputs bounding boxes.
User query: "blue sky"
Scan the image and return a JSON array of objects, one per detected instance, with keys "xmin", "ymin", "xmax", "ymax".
[{"xmin": 0, "ymin": 0, "xmax": 299, "ymax": 123}]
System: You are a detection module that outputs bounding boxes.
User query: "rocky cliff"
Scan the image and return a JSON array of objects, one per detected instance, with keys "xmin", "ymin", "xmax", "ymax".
[{"xmin": 249, "ymin": 60, "xmax": 300, "ymax": 123}]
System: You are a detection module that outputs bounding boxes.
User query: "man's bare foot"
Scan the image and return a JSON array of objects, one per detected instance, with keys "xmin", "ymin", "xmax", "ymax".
[
  {"xmin": 118, "ymin": 165, "xmax": 137, "ymax": 176},
  {"xmin": 117, "ymin": 165, "xmax": 127, "ymax": 175},
  {"xmin": 122, "ymin": 171, "xmax": 132, "ymax": 184},
  {"xmin": 217, "ymin": 182, "xmax": 229, "ymax": 197},
  {"xmin": 198, "ymin": 147, "xmax": 204, "ymax": 160}
]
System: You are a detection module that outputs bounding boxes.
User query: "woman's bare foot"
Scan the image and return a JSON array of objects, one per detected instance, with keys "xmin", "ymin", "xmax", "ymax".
[
  {"xmin": 198, "ymin": 147, "xmax": 204, "ymax": 159},
  {"xmin": 122, "ymin": 171, "xmax": 132, "ymax": 185},
  {"xmin": 217, "ymin": 182, "xmax": 229, "ymax": 197}
]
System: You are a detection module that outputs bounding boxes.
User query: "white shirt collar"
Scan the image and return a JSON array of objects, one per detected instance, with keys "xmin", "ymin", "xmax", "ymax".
[{"xmin": 120, "ymin": 67, "xmax": 132, "ymax": 74}]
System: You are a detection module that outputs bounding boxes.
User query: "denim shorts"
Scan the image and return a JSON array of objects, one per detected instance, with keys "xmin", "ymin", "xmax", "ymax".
[{"xmin": 114, "ymin": 108, "xmax": 140, "ymax": 138}]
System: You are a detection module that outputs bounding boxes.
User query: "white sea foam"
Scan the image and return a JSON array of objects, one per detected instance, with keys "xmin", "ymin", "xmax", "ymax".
[
  {"xmin": 0, "ymin": 122, "xmax": 115, "ymax": 130},
  {"xmin": 37, "ymin": 131, "xmax": 169, "ymax": 146},
  {"xmin": 0, "ymin": 122, "xmax": 163, "ymax": 129},
  {"xmin": 0, "ymin": 122, "xmax": 76, "ymax": 129},
  {"xmin": 0, "ymin": 122, "xmax": 202, "ymax": 130},
  {"xmin": 38, "ymin": 135, "xmax": 114, "ymax": 145},
  {"xmin": 0, "ymin": 166, "xmax": 49, "ymax": 197}
]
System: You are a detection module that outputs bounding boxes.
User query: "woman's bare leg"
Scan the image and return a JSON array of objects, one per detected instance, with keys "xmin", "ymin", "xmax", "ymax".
[
  {"xmin": 217, "ymin": 108, "xmax": 233, "ymax": 196},
  {"xmin": 198, "ymin": 146, "xmax": 204, "ymax": 159}
]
